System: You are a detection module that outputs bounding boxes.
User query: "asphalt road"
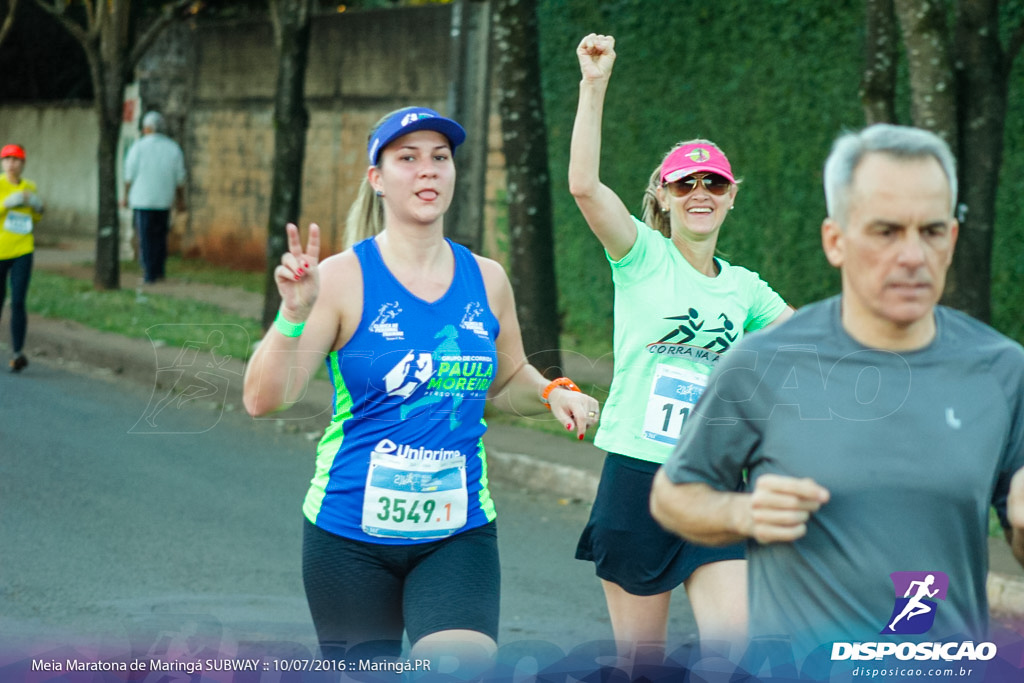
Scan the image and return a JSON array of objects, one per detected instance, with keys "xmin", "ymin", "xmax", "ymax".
[{"xmin": 0, "ymin": 356, "xmax": 699, "ymax": 673}]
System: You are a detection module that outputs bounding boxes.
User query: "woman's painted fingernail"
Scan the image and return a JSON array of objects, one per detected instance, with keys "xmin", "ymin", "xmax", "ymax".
[
  {"xmin": 566, "ymin": 423, "xmax": 572, "ymax": 431},
  {"xmin": 578, "ymin": 433, "xmax": 585, "ymax": 441}
]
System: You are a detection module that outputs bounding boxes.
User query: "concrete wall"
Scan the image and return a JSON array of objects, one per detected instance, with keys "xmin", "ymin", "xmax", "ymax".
[
  {"xmin": 0, "ymin": 103, "xmax": 99, "ymax": 242},
  {"xmin": 184, "ymin": 5, "xmax": 457, "ymax": 268}
]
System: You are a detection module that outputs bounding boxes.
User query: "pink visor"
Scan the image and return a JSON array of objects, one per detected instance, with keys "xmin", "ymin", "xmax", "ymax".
[{"xmin": 660, "ymin": 143, "xmax": 735, "ymax": 184}]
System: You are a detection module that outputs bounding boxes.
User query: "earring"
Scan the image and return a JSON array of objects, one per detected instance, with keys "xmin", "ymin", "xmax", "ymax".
[{"xmin": 375, "ymin": 190, "xmax": 384, "ymax": 197}]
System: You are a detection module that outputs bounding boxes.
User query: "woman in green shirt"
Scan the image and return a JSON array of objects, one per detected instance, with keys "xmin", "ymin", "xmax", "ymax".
[{"xmin": 569, "ymin": 33, "xmax": 793, "ymax": 658}]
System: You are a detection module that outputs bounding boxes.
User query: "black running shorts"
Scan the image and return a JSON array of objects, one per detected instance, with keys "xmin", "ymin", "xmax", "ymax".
[
  {"xmin": 576, "ymin": 453, "xmax": 744, "ymax": 595},
  {"xmin": 302, "ymin": 518, "xmax": 500, "ymax": 660}
]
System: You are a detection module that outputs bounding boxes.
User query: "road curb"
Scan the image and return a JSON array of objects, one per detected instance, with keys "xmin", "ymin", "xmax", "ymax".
[{"xmin": 487, "ymin": 450, "xmax": 599, "ymax": 503}]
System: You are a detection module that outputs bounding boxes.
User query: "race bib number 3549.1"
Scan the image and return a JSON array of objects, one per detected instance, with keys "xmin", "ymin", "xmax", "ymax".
[{"xmin": 361, "ymin": 451, "xmax": 468, "ymax": 540}]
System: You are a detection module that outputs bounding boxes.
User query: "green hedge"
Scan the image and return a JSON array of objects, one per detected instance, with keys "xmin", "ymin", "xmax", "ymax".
[{"xmin": 532, "ymin": 0, "xmax": 1024, "ymax": 350}]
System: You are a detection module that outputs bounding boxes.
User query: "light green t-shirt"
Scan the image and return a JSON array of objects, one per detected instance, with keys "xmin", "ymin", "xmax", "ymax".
[{"xmin": 593, "ymin": 217, "xmax": 788, "ymax": 464}]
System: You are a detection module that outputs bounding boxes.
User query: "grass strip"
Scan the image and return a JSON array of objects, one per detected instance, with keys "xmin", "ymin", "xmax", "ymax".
[{"xmin": 30, "ymin": 269, "xmax": 262, "ymax": 361}]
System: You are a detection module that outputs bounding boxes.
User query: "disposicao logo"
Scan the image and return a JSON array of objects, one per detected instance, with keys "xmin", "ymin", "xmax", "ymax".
[
  {"xmin": 882, "ymin": 571, "xmax": 948, "ymax": 635},
  {"xmin": 830, "ymin": 570, "xmax": 997, "ymax": 663}
]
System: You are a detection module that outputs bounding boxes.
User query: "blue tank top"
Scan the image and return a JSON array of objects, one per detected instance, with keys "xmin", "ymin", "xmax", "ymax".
[{"xmin": 302, "ymin": 236, "xmax": 500, "ymax": 544}]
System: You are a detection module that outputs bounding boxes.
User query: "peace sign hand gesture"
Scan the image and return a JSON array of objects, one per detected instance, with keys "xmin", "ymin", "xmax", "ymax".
[
  {"xmin": 275, "ymin": 222, "xmax": 321, "ymax": 321},
  {"xmin": 577, "ymin": 33, "xmax": 616, "ymax": 83}
]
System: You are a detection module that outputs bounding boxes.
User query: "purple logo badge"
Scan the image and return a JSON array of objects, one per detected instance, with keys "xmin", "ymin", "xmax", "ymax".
[{"xmin": 880, "ymin": 571, "xmax": 949, "ymax": 635}]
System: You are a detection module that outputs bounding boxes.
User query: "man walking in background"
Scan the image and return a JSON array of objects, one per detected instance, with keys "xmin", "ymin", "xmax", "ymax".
[{"xmin": 122, "ymin": 111, "xmax": 186, "ymax": 284}]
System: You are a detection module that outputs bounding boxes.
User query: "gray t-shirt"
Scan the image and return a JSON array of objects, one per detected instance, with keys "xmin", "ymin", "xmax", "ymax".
[{"xmin": 664, "ymin": 296, "xmax": 1024, "ymax": 654}]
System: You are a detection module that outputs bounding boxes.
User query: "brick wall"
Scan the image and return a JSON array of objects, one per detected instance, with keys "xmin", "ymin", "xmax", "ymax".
[{"xmin": 183, "ymin": 6, "xmax": 464, "ymax": 268}]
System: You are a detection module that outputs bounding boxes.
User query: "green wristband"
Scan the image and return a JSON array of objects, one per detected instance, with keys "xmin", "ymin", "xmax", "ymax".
[{"xmin": 274, "ymin": 310, "xmax": 306, "ymax": 338}]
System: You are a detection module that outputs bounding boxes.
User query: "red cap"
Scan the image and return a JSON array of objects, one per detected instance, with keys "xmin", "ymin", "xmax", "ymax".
[
  {"xmin": 1, "ymin": 144, "xmax": 25, "ymax": 160},
  {"xmin": 661, "ymin": 143, "xmax": 734, "ymax": 184}
]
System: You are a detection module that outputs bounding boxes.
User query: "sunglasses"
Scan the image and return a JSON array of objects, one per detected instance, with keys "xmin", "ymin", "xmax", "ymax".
[{"xmin": 663, "ymin": 173, "xmax": 732, "ymax": 197}]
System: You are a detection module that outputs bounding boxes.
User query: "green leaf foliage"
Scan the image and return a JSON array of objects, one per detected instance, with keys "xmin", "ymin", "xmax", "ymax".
[{"xmin": 535, "ymin": 0, "xmax": 1024, "ymax": 350}]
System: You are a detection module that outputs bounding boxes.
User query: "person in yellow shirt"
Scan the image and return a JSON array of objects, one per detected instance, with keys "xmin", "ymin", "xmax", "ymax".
[{"xmin": 0, "ymin": 144, "xmax": 44, "ymax": 372}]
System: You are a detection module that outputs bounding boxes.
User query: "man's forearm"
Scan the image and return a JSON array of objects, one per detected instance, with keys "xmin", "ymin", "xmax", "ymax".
[{"xmin": 649, "ymin": 471, "xmax": 748, "ymax": 546}]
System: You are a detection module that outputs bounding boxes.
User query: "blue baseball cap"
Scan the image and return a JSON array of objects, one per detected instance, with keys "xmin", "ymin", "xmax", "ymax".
[{"xmin": 367, "ymin": 107, "xmax": 466, "ymax": 165}]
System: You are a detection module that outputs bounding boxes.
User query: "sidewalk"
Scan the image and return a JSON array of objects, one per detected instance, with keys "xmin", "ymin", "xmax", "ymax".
[{"xmin": 17, "ymin": 241, "xmax": 1024, "ymax": 623}]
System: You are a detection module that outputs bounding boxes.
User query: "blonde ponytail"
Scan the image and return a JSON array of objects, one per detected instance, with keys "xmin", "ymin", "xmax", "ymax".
[
  {"xmin": 343, "ymin": 175, "xmax": 384, "ymax": 250},
  {"xmin": 640, "ymin": 164, "xmax": 670, "ymax": 237}
]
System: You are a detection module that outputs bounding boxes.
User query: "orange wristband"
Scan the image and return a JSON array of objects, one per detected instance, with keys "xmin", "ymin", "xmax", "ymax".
[{"xmin": 541, "ymin": 377, "xmax": 580, "ymax": 410}]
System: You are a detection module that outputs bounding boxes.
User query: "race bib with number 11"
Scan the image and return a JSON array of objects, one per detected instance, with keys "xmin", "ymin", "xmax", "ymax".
[{"xmin": 641, "ymin": 362, "xmax": 710, "ymax": 446}]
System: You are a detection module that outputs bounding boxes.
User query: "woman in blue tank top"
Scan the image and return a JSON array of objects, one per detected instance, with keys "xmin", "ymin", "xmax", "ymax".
[{"xmin": 243, "ymin": 107, "xmax": 600, "ymax": 669}]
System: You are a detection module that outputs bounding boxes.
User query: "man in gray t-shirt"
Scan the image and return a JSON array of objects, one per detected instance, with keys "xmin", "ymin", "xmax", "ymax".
[{"xmin": 651, "ymin": 124, "xmax": 1024, "ymax": 660}]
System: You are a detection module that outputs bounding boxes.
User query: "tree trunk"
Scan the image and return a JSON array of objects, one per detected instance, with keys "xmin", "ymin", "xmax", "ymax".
[
  {"xmin": 492, "ymin": 0, "xmax": 562, "ymax": 378},
  {"xmin": 262, "ymin": 0, "xmax": 312, "ymax": 329},
  {"xmin": 893, "ymin": 0, "xmax": 958, "ymax": 143},
  {"xmin": 860, "ymin": 0, "xmax": 898, "ymax": 124},
  {"xmin": 94, "ymin": 108, "xmax": 123, "ymax": 290},
  {"xmin": 443, "ymin": 0, "xmax": 492, "ymax": 255},
  {"xmin": 943, "ymin": 0, "xmax": 1006, "ymax": 321},
  {"xmin": 93, "ymin": 10, "xmax": 130, "ymax": 291}
]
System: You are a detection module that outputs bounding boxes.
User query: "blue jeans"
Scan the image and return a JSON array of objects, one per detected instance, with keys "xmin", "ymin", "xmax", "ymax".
[
  {"xmin": 134, "ymin": 209, "xmax": 170, "ymax": 282},
  {"xmin": 0, "ymin": 251, "xmax": 32, "ymax": 354}
]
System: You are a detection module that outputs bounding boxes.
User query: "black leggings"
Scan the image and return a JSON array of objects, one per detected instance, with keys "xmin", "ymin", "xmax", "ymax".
[
  {"xmin": 301, "ymin": 518, "xmax": 500, "ymax": 661},
  {"xmin": 0, "ymin": 251, "xmax": 32, "ymax": 354}
]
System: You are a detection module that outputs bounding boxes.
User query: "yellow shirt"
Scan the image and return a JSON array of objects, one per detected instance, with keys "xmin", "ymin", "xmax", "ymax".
[{"xmin": 0, "ymin": 176, "xmax": 41, "ymax": 260}]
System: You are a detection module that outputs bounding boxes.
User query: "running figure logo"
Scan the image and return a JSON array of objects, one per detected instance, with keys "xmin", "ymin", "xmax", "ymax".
[
  {"xmin": 130, "ymin": 324, "xmax": 248, "ymax": 434},
  {"xmin": 656, "ymin": 308, "xmax": 738, "ymax": 353},
  {"xmin": 881, "ymin": 571, "xmax": 949, "ymax": 635},
  {"xmin": 384, "ymin": 350, "xmax": 433, "ymax": 398},
  {"xmin": 370, "ymin": 301, "xmax": 404, "ymax": 340},
  {"xmin": 459, "ymin": 301, "xmax": 489, "ymax": 339}
]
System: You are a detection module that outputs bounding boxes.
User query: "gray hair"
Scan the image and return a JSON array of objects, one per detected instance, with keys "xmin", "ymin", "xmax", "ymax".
[
  {"xmin": 823, "ymin": 123, "xmax": 957, "ymax": 224},
  {"xmin": 142, "ymin": 111, "xmax": 165, "ymax": 133}
]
